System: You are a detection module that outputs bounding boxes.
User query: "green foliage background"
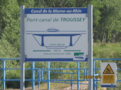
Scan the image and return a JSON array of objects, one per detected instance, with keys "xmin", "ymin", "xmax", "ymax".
[{"xmin": 0, "ymin": 0, "xmax": 121, "ymax": 89}]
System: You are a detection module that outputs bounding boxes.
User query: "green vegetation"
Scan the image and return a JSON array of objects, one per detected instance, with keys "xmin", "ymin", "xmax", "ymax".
[
  {"xmin": 94, "ymin": 43, "xmax": 121, "ymax": 90},
  {"xmin": 94, "ymin": 43, "xmax": 121, "ymax": 58},
  {"xmin": 0, "ymin": 0, "xmax": 121, "ymax": 89},
  {"xmin": 0, "ymin": 43, "xmax": 121, "ymax": 89}
]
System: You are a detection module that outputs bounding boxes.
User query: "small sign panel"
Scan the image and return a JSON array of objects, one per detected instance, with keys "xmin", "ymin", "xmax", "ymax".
[
  {"xmin": 101, "ymin": 62, "xmax": 117, "ymax": 87},
  {"xmin": 103, "ymin": 75, "xmax": 115, "ymax": 83},
  {"xmin": 103, "ymin": 64, "xmax": 114, "ymax": 74}
]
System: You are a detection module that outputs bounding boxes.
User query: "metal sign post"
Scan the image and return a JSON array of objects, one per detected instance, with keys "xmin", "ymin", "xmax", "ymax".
[
  {"xmin": 20, "ymin": 6, "xmax": 25, "ymax": 90},
  {"xmin": 88, "ymin": 5, "xmax": 93, "ymax": 90}
]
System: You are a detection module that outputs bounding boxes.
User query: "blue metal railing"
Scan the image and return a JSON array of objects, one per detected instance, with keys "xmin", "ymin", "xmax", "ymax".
[
  {"xmin": 0, "ymin": 58, "xmax": 40, "ymax": 89},
  {"xmin": 0, "ymin": 58, "xmax": 121, "ymax": 90},
  {"xmin": 0, "ymin": 58, "xmax": 88, "ymax": 90}
]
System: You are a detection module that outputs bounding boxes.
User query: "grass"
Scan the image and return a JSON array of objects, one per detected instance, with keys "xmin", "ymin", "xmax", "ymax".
[{"xmin": 93, "ymin": 43, "xmax": 121, "ymax": 58}]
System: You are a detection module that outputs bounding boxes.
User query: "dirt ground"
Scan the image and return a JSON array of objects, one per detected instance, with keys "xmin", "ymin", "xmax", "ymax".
[{"xmin": 3, "ymin": 81, "xmax": 106, "ymax": 90}]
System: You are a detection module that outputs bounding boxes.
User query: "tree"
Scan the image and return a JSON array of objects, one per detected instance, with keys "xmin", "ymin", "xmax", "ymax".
[
  {"xmin": 34, "ymin": 0, "xmax": 75, "ymax": 7},
  {"xmin": 17, "ymin": 0, "xmax": 35, "ymax": 7}
]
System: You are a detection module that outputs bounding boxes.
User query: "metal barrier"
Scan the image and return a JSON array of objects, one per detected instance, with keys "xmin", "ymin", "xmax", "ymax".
[
  {"xmin": 0, "ymin": 58, "xmax": 88, "ymax": 90},
  {"xmin": 0, "ymin": 58, "xmax": 121, "ymax": 90},
  {"xmin": 41, "ymin": 67, "xmax": 87, "ymax": 90},
  {"xmin": 0, "ymin": 58, "xmax": 40, "ymax": 89}
]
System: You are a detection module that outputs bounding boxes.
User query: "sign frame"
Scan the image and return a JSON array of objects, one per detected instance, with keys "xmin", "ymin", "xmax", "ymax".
[
  {"xmin": 101, "ymin": 62, "xmax": 117, "ymax": 87},
  {"xmin": 24, "ymin": 7, "xmax": 89, "ymax": 62}
]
